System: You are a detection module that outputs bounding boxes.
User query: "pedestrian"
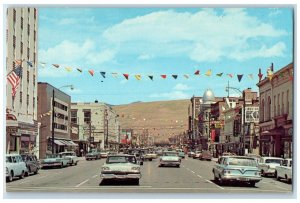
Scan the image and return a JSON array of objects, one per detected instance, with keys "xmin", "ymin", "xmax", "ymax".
[{"xmin": 80, "ymin": 149, "xmax": 84, "ymax": 157}]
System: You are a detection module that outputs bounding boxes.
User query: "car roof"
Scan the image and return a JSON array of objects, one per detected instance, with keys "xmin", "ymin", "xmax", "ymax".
[
  {"xmin": 261, "ymin": 157, "xmax": 283, "ymax": 159},
  {"xmin": 108, "ymin": 154, "xmax": 136, "ymax": 157},
  {"xmin": 6, "ymin": 154, "xmax": 20, "ymax": 157}
]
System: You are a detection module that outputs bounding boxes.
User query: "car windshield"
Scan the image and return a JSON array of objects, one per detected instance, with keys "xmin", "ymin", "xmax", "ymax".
[
  {"xmin": 228, "ymin": 158, "xmax": 257, "ymax": 167},
  {"xmin": 107, "ymin": 156, "xmax": 136, "ymax": 164},
  {"xmin": 46, "ymin": 154, "xmax": 59, "ymax": 158},
  {"xmin": 265, "ymin": 159, "xmax": 282, "ymax": 164},
  {"xmin": 62, "ymin": 153, "xmax": 75, "ymax": 156},
  {"xmin": 163, "ymin": 152, "xmax": 177, "ymax": 156}
]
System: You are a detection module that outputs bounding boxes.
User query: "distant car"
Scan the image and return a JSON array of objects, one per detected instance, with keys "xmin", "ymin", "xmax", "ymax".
[
  {"xmin": 246, "ymin": 154, "xmax": 261, "ymax": 164},
  {"xmin": 100, "ymin": 154, "xmax": 143, "ymax": 185},
  {"xmin": 193, "ymin": 151, "xmax": 202, "ymax": 159},
  {"xmin": 143, "ymin": 151, "xmax": 158, "ymax": 161},
  {"xmin": 21, "ymin": 154, "xmax": 40, "ymax": 176},
  {"xmin": 40, "ymin": 154, "xmax": 70, "ymax": 168},
  {"xmin": 178, "ymin": 152, "xmax": 185, "ymax": 159},
  {"xmin": 6, "ymin": 154, "xmax": 28, "ymax": 182},
  {"xmin": 275, "ymin": 158, "xmax": 292, "ymax": 183},
  {"xmin": 59, "ymin": 151, "xmax": 79, "ymax": 166},
  {"xmin": 159, "ymin": 151, "xmax": 181, "ymax": 167},
  {"xmin": 221, "ymin": 152, "xmax": 237, "ymax": 156},
  {"xmin": 258, "ymin": 157, "xmax": 283, "ymax": 177},
  {"xmin": 100, "ymin": 151, "xmax": 109, "ymax": 158},
  {"xmin": 212, "ymin": 156, "xmax": 262, "ymax": 186},
  {"xmin": 85, "ymin": 149, "xmax": 101, "ymax": 160},
  {"xmin": 200, "ymin": 150, "xmax": 212, "ymax": 161},
  {"xmin": 188, "ymin": 151, "xmax": 195, "ymax": 158}
]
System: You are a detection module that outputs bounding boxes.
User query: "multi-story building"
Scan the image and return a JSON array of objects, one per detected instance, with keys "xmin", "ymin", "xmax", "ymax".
[
  {"xmin": 257, "ymin": 63, "xmax": 293, "ymax": 158},
  {"xmin": 6, "ymin": 8, "xmax": 39, "ymax": 154},
  {"xmin": 71, "ymin": 101, "xmax": 119, "ymax": 151},
  {"xmin": 188, "ymin": 96, "xmax": 201, "ymax": 147},
  {"xmin": 37, "ymin": 82, "xmax": 76, "ymax": 159}
]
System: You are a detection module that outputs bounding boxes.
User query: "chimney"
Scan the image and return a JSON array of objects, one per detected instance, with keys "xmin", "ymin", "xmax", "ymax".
[
  {"xmin": 259, "ymin": 68, "xmax": 262, "ymax": 82},
  {"xmin": 271, "ymin": 63, "xmax": 274, "ymax": 72}
]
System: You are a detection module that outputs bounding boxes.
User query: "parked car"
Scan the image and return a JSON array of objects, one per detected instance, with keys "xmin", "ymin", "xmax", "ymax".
[
  {"xmin": 143, "ymin": 151, "xmax": 158, "ymax": 161},
  {"xmin": 159, "ymin": 151, "xmax": 181, "ymax": 167},
  {"xmin": 21, "ymin": 153, "xmax": 39, "ymax": 176},
  {"xmin": 258, "ymin": 157, "xmax": 283, "ymax": 177},
  {"xmin": 40, "ymin": 154, "xmax": 70, "ymax": 168},
  {"xmin": 212, "ymin": 156, "xmax": 262, "ymax": 186},
  {"xmin": 275, "ymin": 158, "xmax": 292, "ymax": 184},
  {"xmin": 6, "ymin": 154, "xmax": 28, "ymax": 182},
  {"xmin": 200, "ymin": 150, "xmax": 212, "ymax": 161},
  {"xmin": 187, "ymin": 151, "xmax": 195, "ymax": 158},
  {"xmin": 178, "ymin": 152, "xmax": 186, "ymax": 159},
  {"xmin": 246, "ymin": 154, "xmax": 261, "ymax": 164},
  {"xmin": 100, "ymin": 150, "xmax": 109, "ymax": 158},
  {"xmin": 85, "ymin": 149, "xmax": 101, "ymax": 160},
  {"xmin": 100, "ymin": 154, "xmax": 143, "ymax": 185},
  {"xmin": 193, "ymin": 151, "xmax": 202, "ymax": 159},
  {"xmin": 59, "ymin": 151, "xmax": 79, "ymax": 166}
]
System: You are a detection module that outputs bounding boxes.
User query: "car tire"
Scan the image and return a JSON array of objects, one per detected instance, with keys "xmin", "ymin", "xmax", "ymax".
[
  {"xmin": 249, "ymin": 181, "xmax": 256, "ymax": 187},
  {"xmin": 219, "ymin": 176, "xmax": 226, "ymax": 186},
  {"xmin": 71, "ymin": 160, "xmax": 74, "ymax": 166},
  {"xmin": 61, "ymin": 163, "xmax": 63, "ymax": 168},
  {"xmin": 7, "ymin": 171, "xmax": 13, "ymax": 182},
  {"xmin": 19, "ymin": 171, "xmax": 25, "ymax": 179},
  {"xmin": 149, "ymin": 158, "xmax": 152, "ymax": 161},
  {"xmin": 133, "ymin": 179, "xmax": 139, "ymax": 185},
  {"xmin": 261, "ymin": 170, "xmax": 265, "ymax": 177},
  {"xmin": 75, "ymin": 161, "xmax": 78, "ymax": 165},
  {"xmin": 177, "ymin": 165, "xmax": 180, "ymax": 168},
  {"xmin": 34, "ymin": 169, "xmax": 39, "ymax": 175}
]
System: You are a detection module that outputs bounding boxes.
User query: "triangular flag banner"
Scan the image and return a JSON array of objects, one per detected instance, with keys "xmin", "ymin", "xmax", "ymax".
[
  {"xmin": 39, "ymin": 62, "xmax": 46, "ymax": 68},
  {"xmin": 27, "ymin": 61, "xmax": 33, "ymax": 67},
  {"xmin": 227, "ymin": 74, "xmax": 233, "ymax": 78},
  {"xmin": 205, "ymin": 69, "xmax": 212, "ymax": 76},
  {"xmin": 112, "ymin": 73, "xmax": 118, "ymax": 78},
  {"xmin": 161, "ymin": 75, "xmax": 167, "ymax": 79},
  {"xmin": 172, "ymin": 75, "xmax": 178, "ymax": 79},
  {"xmin": 100, "ymin": 72, "xmax": 106, "ymax": 78},
  {"xmin": 216, "ymin": 72, "xmax": 223, "ymax": 77},
  {"xmin": 77, "ymin": 68, "xmax": 82, "ymax": 73},
  {"xmin": 52, "ymin": 64, "xmax": 60, "ymax": 68},
  {"xmin": 135, "ymin": 75, "xmax": 141, "ymax": 80},
  {"xmin": 237, "ymin": 74, "xmax": 243, "ymax": 82},
  {"xmin": 194, "ymin": 70, "xmax": 200, "ymax": 75},
  {"xmin": 65, "ymin": 67, "xmax": 72, "ymax": 72},
  {"xmin": 258, "ymin": 73, "xmax": 263, "ymax": 80},
  {"xmin": 89, "ymin": 69, "xmax": 94, "ymax": 76},
  {"xmin": 123, "ymin": 73, "xmax": 129, "ymax": 80},
  {"xmin": 248, "ymin": 74, "xmax": 253, "ymax": 79},
  {"xmin": 184, "ymin": 74, "xmax": 189, "ymax": 79},
  {"xmin": 148, "ymin": 75, "xmax": 153, "ymax": 81}
]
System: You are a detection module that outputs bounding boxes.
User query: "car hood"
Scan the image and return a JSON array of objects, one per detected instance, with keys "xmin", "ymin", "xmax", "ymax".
[
  {"xmin": 102, "ymin": 163, "xmax": 139, "ymax": 171},
  {"xmin": 266, "ymin": 163, "xmax": 281, "ymax": 169},
  {"xmin": 161, "ymin": 156, "xmax": 180, "ymax": 161}
]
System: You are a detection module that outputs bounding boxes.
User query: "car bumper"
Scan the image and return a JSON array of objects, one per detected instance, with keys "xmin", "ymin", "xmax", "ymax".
[
  {"xmin": 222, "ymin": 175, "xmax": 262, "ymax": 182},
  {"xmin": 101, "ymin": 173, "xmax": 141, "ymax": 179},
  {"xmin": 41, "ymin": 163, "xmax": 61, "ymax": 167},
  {"xmin": 160, "ymin": 161, "xmax": 180, "ymax": 166},
  {"xmin": 265, "ymin": 168, "xmax": 276, "ymax": 175}
]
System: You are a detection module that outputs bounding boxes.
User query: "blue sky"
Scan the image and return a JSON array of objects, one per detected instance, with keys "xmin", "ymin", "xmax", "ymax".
[{"xmin": 38, "ymin": 7, "xmax": 294, "ymax": 105}]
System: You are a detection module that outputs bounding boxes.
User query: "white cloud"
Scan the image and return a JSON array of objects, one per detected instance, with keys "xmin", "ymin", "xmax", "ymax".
[
  {"xmin": 138, "ymin": 54, "xmax": 153, "ymax": 60},
  {"xmin": 102, "ymin": 9, "xmax": 287, "ymax": 62},
  {"xmin": 173, "ymin": 83, "xmax": 190, "ymax": 91},
  {"xmin": 150, "ymin": 91, "xmax": 190, "ymax": 100},
  {"xmin": 58, "ymin": 18, "xmax": 77, "ymax": 25},
  {"xmin": 86, "ymin": 49, "xmax": 117, "ymax": 65}
]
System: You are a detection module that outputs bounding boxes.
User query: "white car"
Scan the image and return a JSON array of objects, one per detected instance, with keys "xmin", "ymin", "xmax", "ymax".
[
  {"xmin": 258, "ymin": 157, "xmax": 283, "ymax": 177},
  {"xmin": 159, "ymin": 151, "xmax": 181, "ymax": 167},
  {"xmin": 6, "ymin": 154, "xmax": 28, "ymax": 182},
  {"xmin": 59, "ymin": 152, "xmax": 79, "ymax": 166},
  {"xmin": 275, "ymin": 158, "xmax": 292, "ymax": 183}
]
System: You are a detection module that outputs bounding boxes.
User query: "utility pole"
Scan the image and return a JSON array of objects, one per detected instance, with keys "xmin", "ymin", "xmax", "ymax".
[
  {"xmin": 105, "ymin": 108, "xmax": 108, "ymax": 149},
  {"xmin": 52, "ymin": 89, "xmax": 55, "ymax": 154},
  {"xmin": 89, "ymin": 121, "xmax": 92, "ymax": 150}
]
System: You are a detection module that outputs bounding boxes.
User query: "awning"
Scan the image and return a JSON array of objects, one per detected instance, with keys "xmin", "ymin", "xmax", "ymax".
[
  {"xmin": 68, "ymin": 140, "xmax": 78, "ymax": 146},
  {"xmin": 54, "ymin": 140, "xmax": 65, "ymax": 146}
]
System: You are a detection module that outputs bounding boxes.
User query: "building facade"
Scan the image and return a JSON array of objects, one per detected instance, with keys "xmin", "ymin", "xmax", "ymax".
[
  {"xmin": 6, "ymin": 8, "xmax": 39, "ymax": 155},
  {"xmin": 71, "ymin": 101, "xmax": 120, "ymax": 152},
  {"xmin": 37, "ymin": 82, "xmax": 76, "ymax": 159},
  {"xmin": 257, "ymin": 63, "xmax": 293, "ymax": 158}
]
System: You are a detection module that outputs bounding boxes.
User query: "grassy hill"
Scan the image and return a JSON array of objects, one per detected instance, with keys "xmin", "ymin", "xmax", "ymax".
[{"xmin": 112, "ymin": 99, "xmax": 190, "ymax": 143}]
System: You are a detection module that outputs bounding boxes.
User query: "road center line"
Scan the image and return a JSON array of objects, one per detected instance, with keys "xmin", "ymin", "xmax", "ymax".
[
  {"xmin": 92, "ymin": 174, "xmax": 98, "ymax": 178},
  {"xmin": 205, "ymin": 179, "xmax": 224, "ymax": 190},
  {"xmin": 75, "ymin": 179, "xmax": 89, "ymax": 188},
  {"xmin": 197, "ymin": 175, "xmax": 202, "ymax": 178},
  {"xmin": 191, "ymin": 171, "xmax": 195, "ymax": 173}
]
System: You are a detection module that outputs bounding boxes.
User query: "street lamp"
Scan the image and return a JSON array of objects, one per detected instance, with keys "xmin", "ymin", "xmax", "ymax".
[
  {"xmin": 225, "ymin": 83, "xmax": 246, "ymax": 156},
  {"xmin": 52, "ymin": 85, "xmax": 74, "ymax": 154}
]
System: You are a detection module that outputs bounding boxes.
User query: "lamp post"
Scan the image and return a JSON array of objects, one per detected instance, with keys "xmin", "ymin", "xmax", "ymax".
[
  {"xmin": 52, "ymin": 85, "xmax": 74, "ymax": 154},
  {"xmin": 225, "ymin": 83, "xmax": 246, "ymax": 155}
]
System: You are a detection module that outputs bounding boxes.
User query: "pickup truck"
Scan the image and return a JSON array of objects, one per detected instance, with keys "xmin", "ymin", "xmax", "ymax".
[
  {"xmin": 275, "ymin": 158, "xmax": 292, "ymax": 184},
  {"xmin": 85, "ymin": 149, "xmax": 101, "ymax": 160}
]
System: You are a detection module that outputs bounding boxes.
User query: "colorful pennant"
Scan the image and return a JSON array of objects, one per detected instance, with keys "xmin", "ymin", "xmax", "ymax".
[
  {"xmin": 227, "ymin": 73, "xmax": 233, "ymax": 78},
  {"xmin": 100, "ymin": 72, "xmax": 106, "ymax": 78},
  {"xmin": 248, "ymin": 74, "xmax": 253, "ymax": 79},
  {"xmin": 15, "ymin": 59, "xmax": 24, "ymax": 66},
  {"xmin": 148, "ymin": 75, "xmax": 153, "ymax": 81},
  {"xmin": 135, "ymin": 75, "xmax": 141, "ymax": 80},
  {"xmin": 27, "ymin": 61, "xmax": 33, "ymax": 67},
  {"xmin": 205, "ymin": 69, "xmax": 212, "ymax": 76},
  {"xmin": 216, "ymin": 73, "xmax": 223, "ymax": 77},
  {"xmin": 194, "ymin": 70, "xmax": 200, "ymax": 75},
  {"xmin": 172, "ymin": 75, "xmax": 178, "ymax": 79},
  {"xmin": 77, "ymin": 68, "xmax": 82, "ymax": 73},
  {"xmin": 237, "ymin": 74, "xmax": 243, "ymax": 82},
  {"xmin": 112, "ymin": 72, "xmax": 118, "ymax": 78},
  {"xmin": 184, "ymin": 74, "xmax": 189, "ymax": 79},
  {"xmin": 161, "ymin": 75, "xmax": 167, "ymax": 79},
  {"xmin": 39, "ymin": 62, "xmax": 46, "ymax": 68},
  {"xmin": 89, "ymin": 69, "xmax": 94, "ymax": 76},
  {"xmin": 65, "ymin": 67, "xmax": 72, "ymax": 72},
  {"xmin": 52, "ymin": 64, "xmax": 60, "ymax": 68},
  {"xmin": 123, "ymin": 73, "xmax": 129, "ymax": 80}
]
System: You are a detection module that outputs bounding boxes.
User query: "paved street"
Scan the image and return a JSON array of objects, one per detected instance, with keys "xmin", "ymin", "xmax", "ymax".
[{"xmin": 6, "ymin": 157, "xmax": 292, "ymax": 194}]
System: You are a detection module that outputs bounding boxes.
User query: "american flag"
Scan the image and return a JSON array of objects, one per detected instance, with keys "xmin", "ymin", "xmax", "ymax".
[{"xmin": 7, "ymin": 66, "xmax": 22, "ymax": 97}]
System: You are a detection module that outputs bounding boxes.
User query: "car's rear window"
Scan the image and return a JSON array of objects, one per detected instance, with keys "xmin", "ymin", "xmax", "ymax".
[
  {"xmin": 228, "ymin": 158, "xmax": 257, "ymax": 167},
  {"xmin": 107, "ymin": 156, "xmax": 136, "ymax": 164},
  {"xmin": 265, "ymin": 159, "xmax": 282, "ymax": 164}
]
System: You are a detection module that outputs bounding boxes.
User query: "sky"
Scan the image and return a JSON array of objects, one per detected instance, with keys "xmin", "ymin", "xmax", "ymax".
[{"xmin": 37, "ymin": 7, "xmax": 294, "ymax": 105}]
